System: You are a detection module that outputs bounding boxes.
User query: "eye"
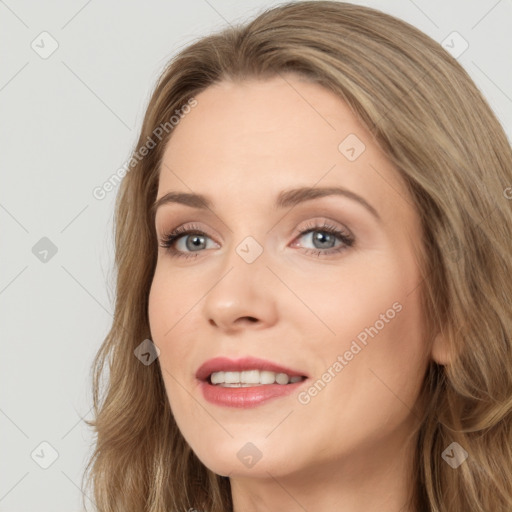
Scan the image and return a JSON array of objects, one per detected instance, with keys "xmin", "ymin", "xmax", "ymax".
[
  {"xmin": 290, "ymin": 220, "xmax": 354, "ymax": 257},
  {"xmin": 158, "ymin": 220, "xmax": 354, "ymax": 260},
  {"xmin": 158, "ymin": 223, "xmax": 217, "ymax": 260}
]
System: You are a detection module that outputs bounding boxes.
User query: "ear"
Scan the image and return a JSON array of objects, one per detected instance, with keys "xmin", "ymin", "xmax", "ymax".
[{"xmin": 430, "ymin": 329, "xmax": 452, "ymax": 366}]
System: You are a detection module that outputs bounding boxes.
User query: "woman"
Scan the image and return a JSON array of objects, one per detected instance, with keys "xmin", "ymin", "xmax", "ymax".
[{"xmin": 83, "ymin": 2, "xmax": 512, "ymax": 511}]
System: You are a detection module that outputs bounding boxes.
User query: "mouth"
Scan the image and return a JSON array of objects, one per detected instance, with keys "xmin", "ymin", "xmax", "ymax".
[
  {"xmin": 195, "ymin": 357, "xmax": 309, "ymax": 408},
  {"xmin": 196, "ymin": 356, "xmax": 309, "ymax": 386}
]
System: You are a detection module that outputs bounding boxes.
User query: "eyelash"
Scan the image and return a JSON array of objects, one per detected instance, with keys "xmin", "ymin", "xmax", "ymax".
[{"xmin": 158, "ymin": 220, "xmax": 354, "ymax": 260}]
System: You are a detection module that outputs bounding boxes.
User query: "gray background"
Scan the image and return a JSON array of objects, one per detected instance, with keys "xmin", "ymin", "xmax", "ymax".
[{"xmin": 1, "ymin": 1, "xmax": 511, "ymax": 510}]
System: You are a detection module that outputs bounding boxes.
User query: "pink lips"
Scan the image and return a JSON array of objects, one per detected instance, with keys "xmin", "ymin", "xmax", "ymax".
[{"xmin": 195, "ymin": 356, "xmax": 309, "ymax": 408}]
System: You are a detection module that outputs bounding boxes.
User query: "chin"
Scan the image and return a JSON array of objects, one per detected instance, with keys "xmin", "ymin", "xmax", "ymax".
[
  {"xmin": 188, "ymin": 435, "xmax": 301, "ymax": 479},
  {"xmin": 199, "ymin": 455, "xmax": 290, "ymax": 478}
]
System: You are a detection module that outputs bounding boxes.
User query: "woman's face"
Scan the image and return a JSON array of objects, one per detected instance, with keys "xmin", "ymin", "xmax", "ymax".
[{"xmin": 148, "ymin": 75, "xmax": 434, "ymax": 481}]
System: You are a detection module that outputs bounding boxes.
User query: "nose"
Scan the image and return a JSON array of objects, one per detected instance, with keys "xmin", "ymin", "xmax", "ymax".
[{"xmin": 201, "ymin": 243, "xmax": 278, "ymax": 333}]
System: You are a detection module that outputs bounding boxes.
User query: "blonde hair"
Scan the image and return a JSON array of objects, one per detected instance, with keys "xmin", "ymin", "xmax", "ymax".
[{"xmin": 83, "ymin": 2, "xmax": 512, "ymax": 511}]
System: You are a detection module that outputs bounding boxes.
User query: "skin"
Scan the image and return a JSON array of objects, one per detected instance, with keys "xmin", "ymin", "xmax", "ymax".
[{"xmin": 148, "ymin": 74, "xmax": 449, "ymax": 512}]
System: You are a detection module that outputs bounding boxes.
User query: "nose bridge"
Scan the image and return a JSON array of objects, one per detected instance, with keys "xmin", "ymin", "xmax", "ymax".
[
  {"xmin": 233, "ymin": 233, "xmax": 266, "ymax": 266},
  {"xmin": 221, "ymin": 209, "xmax": 270, "ymax": 267},
  {"xmin": 217, "ymin": 231, "xmax": 268, "ymax": 293}
]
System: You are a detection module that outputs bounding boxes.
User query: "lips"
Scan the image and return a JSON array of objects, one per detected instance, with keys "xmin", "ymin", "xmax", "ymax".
[{"xmin": 195, "ymin": 356, "xmax": 308, "ymax": 382}]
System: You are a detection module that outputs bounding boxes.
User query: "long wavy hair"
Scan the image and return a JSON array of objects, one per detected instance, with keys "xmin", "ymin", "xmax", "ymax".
[{"xmin": 82, "ymin": 2, "xmax": 512, "ymax": 511}]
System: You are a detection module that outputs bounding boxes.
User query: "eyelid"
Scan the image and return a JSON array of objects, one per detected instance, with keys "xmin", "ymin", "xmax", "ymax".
[
  {"xmin": 291, "ymin": 217, "xmax": 352, "ymax": 238},
  {"xmin": 161, "ymin": 222, "xmax": 220, "ymax": 245},
  {"xmin": 157, "ymin": 220, "xmax": 219, "ymax": 239},
  {"xmin": 158, "ymin": 216, "xmax": 350, "ymax": 239}
]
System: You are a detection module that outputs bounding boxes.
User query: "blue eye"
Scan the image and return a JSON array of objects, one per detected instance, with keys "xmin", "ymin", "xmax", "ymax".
[
  {"xmin": 158, "ymin": 223, "xmax": 212, "ymax": 260},
  {"xmin": 158, "ymin": 221, "xmax": 354, "ymax": 260},
  {"xmin": 292, "ymin": 221, "xmax": 354, "ymax": 256}
]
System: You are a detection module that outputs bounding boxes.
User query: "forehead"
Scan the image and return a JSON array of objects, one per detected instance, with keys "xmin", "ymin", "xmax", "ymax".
[
  {"xmin": 157, "ymin": 75, "xmax": 411, "ymax": 220},
  {"xmin": 162, "ymin": 75, "xmax": 368, "ymax": 173}
]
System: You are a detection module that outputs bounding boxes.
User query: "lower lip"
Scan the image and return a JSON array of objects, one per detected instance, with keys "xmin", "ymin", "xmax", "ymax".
[{"xmin": 198, "ymin": 379, "xmax": 307, "ymax": 408}]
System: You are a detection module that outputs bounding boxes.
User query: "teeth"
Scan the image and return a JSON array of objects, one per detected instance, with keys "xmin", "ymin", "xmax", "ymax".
[
  {"xmin": 261, "ymin": 371, "xmax": 277, "ymax": 384},
  {"xmin": 209, "ymin": 370, "xmax": 305, "ymax": 386},
  {"xmin": 275, "ymin": 372, "xmax": 289, "ymax": 385}
]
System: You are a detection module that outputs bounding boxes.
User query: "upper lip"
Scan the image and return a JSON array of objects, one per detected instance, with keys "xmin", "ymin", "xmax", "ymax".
[{"xmin": 195, "ymin": 356, "xmax": 309, "ymax": 382}]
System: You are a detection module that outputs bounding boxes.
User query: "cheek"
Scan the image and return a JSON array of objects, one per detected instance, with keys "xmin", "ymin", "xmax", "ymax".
[
  {"xmin": 148, "ymin": 269, "xmax": 191, "ymax": 386},
  {"xmin": 281, "ymin": 249, "xmax": 416, "ymax": 351},
  {"xmin": 148, "ymin": 271, "xmax": 170, "ymax": 349},
  {"xmin": 148, "ymin": 266, "xmax": 192, "ymax": 348},
  {"xmin": 329, "ymin": 244, "xmax": 424, "ymax": 348},
  {"xmin": 148, "ymin": 272, "xmax": 198, "ymax": 424},
  {"xmin": 301, "ymin": 243, "xmax": 427, "ymax": 384},
  {"xmin": 310, "ymin": 257, "xmax": 427, "ymax": 426}
]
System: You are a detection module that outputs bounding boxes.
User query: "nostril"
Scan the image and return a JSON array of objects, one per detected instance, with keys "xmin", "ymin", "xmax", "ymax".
[{"xmin": 234, "ymin": 316, "xmax": 259, "ymax": 325}]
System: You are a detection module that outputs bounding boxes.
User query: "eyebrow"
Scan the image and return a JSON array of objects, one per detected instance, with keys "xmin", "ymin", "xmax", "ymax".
[{"xmin": 151, "ymin": 186, "xmax": 381, "ymax": 221}]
